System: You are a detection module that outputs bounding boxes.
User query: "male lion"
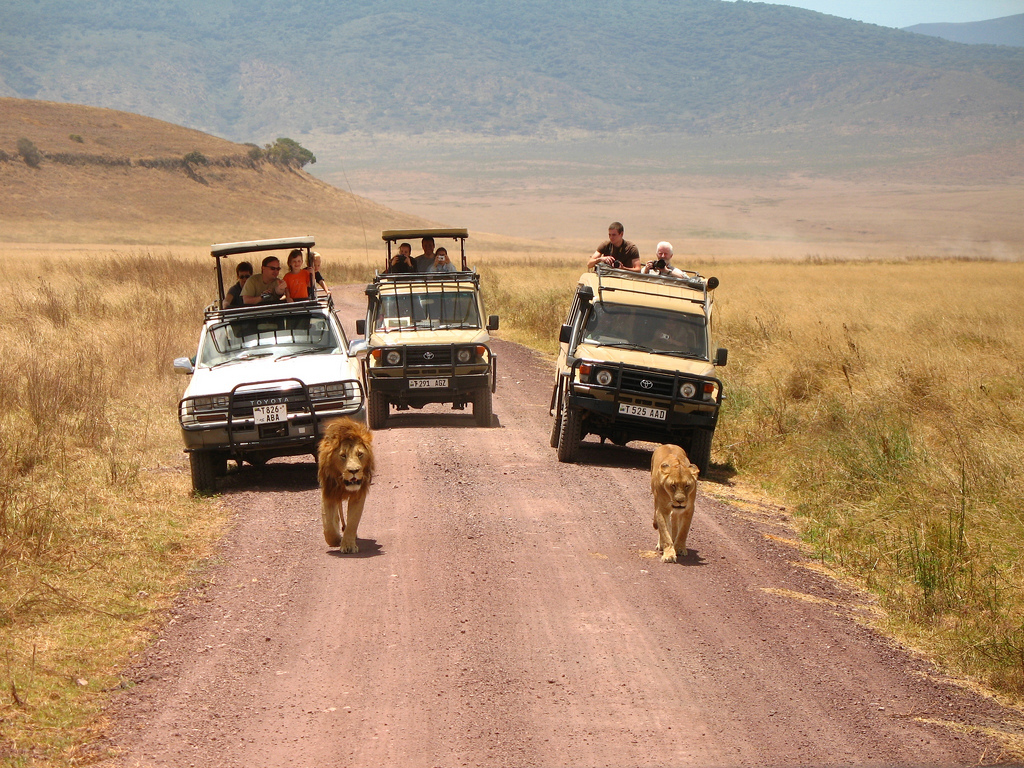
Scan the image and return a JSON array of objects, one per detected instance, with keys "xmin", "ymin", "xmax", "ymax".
[
  {"xmin": 317, "ymin": 418, "xmax": 374, "ymax": 553},
  {"xmin": 650, "ymin": 443, "xmax": 700, "ymax": 563}
]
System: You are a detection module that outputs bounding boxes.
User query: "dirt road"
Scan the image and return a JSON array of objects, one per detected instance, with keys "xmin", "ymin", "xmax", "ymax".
[{"xmin": 101, "ymin": 286, "xmax": 1017, "ymax": 767}]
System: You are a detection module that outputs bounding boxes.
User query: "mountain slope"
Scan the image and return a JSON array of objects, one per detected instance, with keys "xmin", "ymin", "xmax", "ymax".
[
  {"xmin": 905, "ymin": 14, "xmax": 1024, "ymax": 48},
  {"xmin": 1, "ymin": 0, "xmax": 1022, "ymax": 144},
  {"xmin": 0, "ymin": 99, "xmax": 426, "ymax": 245}
]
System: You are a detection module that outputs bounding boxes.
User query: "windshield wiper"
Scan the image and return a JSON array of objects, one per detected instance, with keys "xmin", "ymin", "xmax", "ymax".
[
  {"xmin": 210, "ymin": 351, "xmax": 273, "ymax": 367},
  {"xmin": 592, "ymin": 341, "xmax": 653, "ymax": 352},
  {"xmin": 654, "ymin": 350, "xmax": 704, "ymax": 360},
  {"xmin": 276, "ymin": 347, "xmax": 334, "ymax": 361}
]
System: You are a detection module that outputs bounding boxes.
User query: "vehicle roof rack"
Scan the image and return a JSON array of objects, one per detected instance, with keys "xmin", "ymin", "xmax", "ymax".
[
  {"xmin": 593, "ymin": 263, "xmax": 712, "ymax": 310},
  {"xmin": 203, "ymin": 293, "xmax": 334, "ymax": 322}
]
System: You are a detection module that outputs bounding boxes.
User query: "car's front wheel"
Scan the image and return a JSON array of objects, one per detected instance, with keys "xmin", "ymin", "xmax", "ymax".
[
  {"xmin": 688, "ymin": 429, "xmax": 713, "ymax": 475},
  {"xmin": 367, "ymin": 390, "xmax": 388, "ymax": 430},
  {"xmin": 556, "ymin": 400, "xmax": 583, "ymax": 463},
  {"xmin": 190, "ymin": 450, "xmax": 218, "ymax": 494},
  {"xmin": 473, "ymin": 389, "xmax": 493, "ymax": 428}
]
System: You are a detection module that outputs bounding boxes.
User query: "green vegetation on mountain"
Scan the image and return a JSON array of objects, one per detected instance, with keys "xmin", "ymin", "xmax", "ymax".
[{"xmin": 2, "ymin": 0, "xmax": 1022, "ymax": 143}]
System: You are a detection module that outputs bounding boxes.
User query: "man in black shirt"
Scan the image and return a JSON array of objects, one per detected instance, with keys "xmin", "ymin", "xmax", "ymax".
[
  {"xmin": 222, "ymin": 261, "xmax": 253, "ymax": 309},
  {"xmin": 587, "ymin": 221, "xmax": 641, "ymax": 272}
]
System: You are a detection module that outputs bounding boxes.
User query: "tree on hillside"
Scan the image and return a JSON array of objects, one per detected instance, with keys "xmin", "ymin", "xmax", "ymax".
[{"xmin": 264, "ymin": 138, "xmax": 316, "ymax": 168}]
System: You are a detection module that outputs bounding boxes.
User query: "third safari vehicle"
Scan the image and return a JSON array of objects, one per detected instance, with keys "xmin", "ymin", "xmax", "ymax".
[{"xmin": 550, "ymin": 264, "xmax": 727, "ymax": 472}]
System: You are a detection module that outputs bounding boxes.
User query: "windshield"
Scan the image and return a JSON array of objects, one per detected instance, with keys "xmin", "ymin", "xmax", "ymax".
[
  {"xmin": 374, "ymin": 290, "xmax": 481, "ymax": 331},
  {"xmin": 199, "ymin": 313, "xmax": 341, "ymax": 367},
  {"xmin": 581, "ymin": 304, "xmax": 708, "ymax": 359}
]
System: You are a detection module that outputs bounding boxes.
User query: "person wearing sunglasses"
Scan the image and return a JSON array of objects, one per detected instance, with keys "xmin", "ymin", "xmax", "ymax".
[
  {"xmin": 222, "ymin": 261, "xmax": 254, "ymax": 309},
  {"xmin": 241, "ymin": 255, "xmax": 291, "ymax": 305}
]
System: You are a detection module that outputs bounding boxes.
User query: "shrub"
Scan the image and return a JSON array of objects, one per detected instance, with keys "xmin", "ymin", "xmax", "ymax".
[
  {"xmin": 183, "ymin": 150, "xmax": 208, "ymax": 166},
  {"xmin": 264, "ymin": 137, "xmax": 316, "ymax": 168},
  {"xmin": 16, "ymin": 137, "xmax": 42, "ymax": 168},
  {"xmin": 69, "ymin": 134, "xmax": 84, "ymax": 143}
]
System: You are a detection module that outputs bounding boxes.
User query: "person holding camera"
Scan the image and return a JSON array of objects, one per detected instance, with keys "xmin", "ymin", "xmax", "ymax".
[
  {"xmin": 241, "ymin": 256, "xmax": 291, "ymax": 304},
  {"xmin": 587, "ymin": 221, "xmax": 641, "ymax": 272},
  {"xmin": 641, "ymin": 242, "xmax": 684, "ymax": 278}
]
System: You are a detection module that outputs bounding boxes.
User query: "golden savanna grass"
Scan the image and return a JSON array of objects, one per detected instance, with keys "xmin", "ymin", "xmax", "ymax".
[
  {"xmin": 2, "ymin": 245, "xmax": 1024, "ymax": 765},
  {"xmin": 0, "ymin": 248, "xmax": 228, "ymax": 764}
]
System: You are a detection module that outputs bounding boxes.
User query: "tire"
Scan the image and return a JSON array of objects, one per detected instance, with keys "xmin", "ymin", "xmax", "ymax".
[
  {"xmin": 189, "ymin": 450, "xmax": 218, "ymax": 494},
  {"xmin": 367, "ymin": 390, "xmax": 388, "ymax": 430},
  {"xmin": 549, "ymin": 386, "xmax": 562, "ymax": 448},
  {"xmin": 473, "ymin": 389, "xmax": 493, "ymax": 428},
  {"xmin": 556, "ymin": 400, "xmax": 583, "ymax": 463},
  {"xmin": 688, "ymin": 429, "xmax": 713, "ymax": 475}
]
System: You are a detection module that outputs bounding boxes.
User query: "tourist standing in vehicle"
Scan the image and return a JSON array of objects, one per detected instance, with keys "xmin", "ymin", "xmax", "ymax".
[
  {"xmin": 241, "ymin": 256, "xmax": 291, "ymax": 304},
  {"xmin": 587, "ymin": 221, "xmax": 641, "ymax": 272},
  {"xmin": 387, "ymin": 242, "xmax": 416, "ymax": 274},
  {"xmin": 312, "ymin": 252, "xmax": 328, "ymax": 293},
  {"xmin": 282, "ymin": 250, "xmax": 313, "ymax": 303},
  {"xmin": 283, "ymin": 249, "xmax": 314, "ymax": 300},
  {"xmin": 222, "ymin": 261, "xmax": 253, "ymax": 309},
  {"xmin": 641, "ymin": 242, "xmax": 685, "ymax": 277},
  {"xmin": 415, "ymin": 236, "xmax": 437, "ymax": 272},
  {"xmin": 427, "ymin": 247, "xmax": 457, "ymax": 273}
]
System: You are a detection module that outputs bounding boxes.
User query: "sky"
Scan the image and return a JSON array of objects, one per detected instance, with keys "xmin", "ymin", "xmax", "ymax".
[{"xmin": 729, "ymin": 0, "xmax": 1024, "ymax": 28}]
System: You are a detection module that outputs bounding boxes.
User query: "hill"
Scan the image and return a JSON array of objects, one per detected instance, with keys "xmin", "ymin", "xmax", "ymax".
[
  {"xmin": 2, "ymin": 0, "xmax": 1022, "ymax": 149},
  {"xmin": 904, "ymin": 14, "xmax": 1024, "ymax": 48},
  {"xmin": 0, "ymin": 99, "xmax": 426, "ymax": 245}
]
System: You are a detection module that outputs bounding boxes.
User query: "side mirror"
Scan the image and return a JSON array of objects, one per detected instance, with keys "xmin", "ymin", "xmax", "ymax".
[
  {"xmin": 487, "ymin": 315, "xmax": 499, "ymax": 331},
  {"xmin": 714, "ymin": 348, "xmax": 728, "ymax": 367},
  {"xmin": 173, "ymin": 357, "xmax": 194, "ymax": 375},
  {"xmin": 355, "ymin": 318, "xmax": 366, "ymax": 336},
  {"xmin": 348, "ymin": 339, "xmax": 367, "ymax": 356},
  {"xmin": 559, "ymin": 324, "xmax": 573, "ymax": 345}
]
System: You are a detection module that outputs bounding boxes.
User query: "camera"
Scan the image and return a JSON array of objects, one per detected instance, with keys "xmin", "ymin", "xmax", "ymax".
[{"xmin": 654, "ymin": 259, "xmax": 666, "ymax": 270}]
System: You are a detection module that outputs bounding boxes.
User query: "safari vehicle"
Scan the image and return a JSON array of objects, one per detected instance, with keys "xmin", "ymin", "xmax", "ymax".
[
  {"xmin": 174, "ymin": 236, "xmax": 365, "ymax": 493},
  {"xmin": 549, "ymin": 264, "xmax": 727, "ymax": 472},
  {"xmin": 355, "ymin": 228, "xmax": 499, "ymax": 429}
]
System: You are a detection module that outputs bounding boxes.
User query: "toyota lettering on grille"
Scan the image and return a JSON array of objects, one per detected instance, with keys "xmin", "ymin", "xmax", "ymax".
[
  {"xmin": 640, "ymin": 380, "xmax": 654, "ymax": 389},
  {"xmin": 422, "ymin": 351, "xmax": 435, "ymax": 360},
  {"xmin": 253, "ymin": 397, "xmax": 284, "ymax": 406}
]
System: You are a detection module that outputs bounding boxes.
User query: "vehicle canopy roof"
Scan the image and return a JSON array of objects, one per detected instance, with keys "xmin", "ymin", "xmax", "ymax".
[
  {"xmin": 381, "ymin": 228, "xmax": 469, "ymax": 242},
  {"xmin": 209, "ymin": 235, "xmax": 317, "ymax": 304},
  {"xmin": 381, "ymin": 228, "xmax": 470, "ymax": 271},
  {"xmin": 579, "ymin": 266, "xmax": 714, "ymax": 317}
]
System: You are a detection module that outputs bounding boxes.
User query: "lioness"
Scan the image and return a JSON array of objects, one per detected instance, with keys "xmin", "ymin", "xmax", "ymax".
[
  {"xmin": 317, "ymin": 418, "xmax": 374, "ymax": 553},
  {"xmin": 650, "ymin": 443, "xmax": 699, "ymax": 563}
]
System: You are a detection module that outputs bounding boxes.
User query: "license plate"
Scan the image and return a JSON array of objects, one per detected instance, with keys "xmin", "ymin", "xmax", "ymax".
[
  {"xmin": 253, "ymin": 403, "xmax": 287, "ymax": 424},
  {"xmin": 619, "ymin": 403, "xmax": 667, "ymax": 420},
  {"xmin": 409, "ymin": 378, "xmax": 448, "ymax": 389}
]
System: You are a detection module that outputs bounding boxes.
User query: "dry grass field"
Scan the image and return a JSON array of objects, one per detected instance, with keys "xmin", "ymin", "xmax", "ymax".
[{"xmin": 1, "ymin": 243, "xmax": 1023, "ymax": 763}]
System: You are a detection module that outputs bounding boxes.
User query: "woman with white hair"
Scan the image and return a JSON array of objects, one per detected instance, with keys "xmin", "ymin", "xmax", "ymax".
[{"xmin": 641, "ymin": 242, "xmax": 684, "ymax": 277}]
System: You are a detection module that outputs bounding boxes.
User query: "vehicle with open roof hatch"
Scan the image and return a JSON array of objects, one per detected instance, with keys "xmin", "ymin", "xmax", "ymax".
[
  {"xmin": 549, "ymin": 264, "xmax": 727, "ymax": 472},
  {"xmin": 174, "ymin": 236, "xmax": 365, "ymax": 493},
  {"xmin": 355, "ymin": 228, "xmax": 499, "ymax": 429}
]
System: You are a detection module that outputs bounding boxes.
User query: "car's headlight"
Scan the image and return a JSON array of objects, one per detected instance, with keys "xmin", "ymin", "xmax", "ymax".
[
  {"xmin": 385, "ymin": 349, "xmax": 402, "ymax": 366},
  {"xmin": 680, "ymin": 381, "xmax": 697, "ymax": 399},
  {"xmin": 309, "ymin": 382, "xmax": 360, "ymax": 400},
  {"xmin": 595, "ymin": 369, "xmax": 613, "ymax": 386},
  {"xmin": 180, "ymin": 394, "xmax": 230, "ymax": 424},
  {"xmin": 456, "ymin": 347, "xmax": 473, "ymax": 364}
]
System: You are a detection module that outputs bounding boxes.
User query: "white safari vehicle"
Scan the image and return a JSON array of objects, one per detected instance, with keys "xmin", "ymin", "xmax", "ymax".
[
  {"xmin": 174, "ymin": 236, "xmax": 365, "ymax": 493},
  {"xmin": 355, "ymin": 229, "xmax": 499, "ymax": 429},
  {"xmin": 550, "ymin": 264, "xmax": 727, "ymax": 472}
]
